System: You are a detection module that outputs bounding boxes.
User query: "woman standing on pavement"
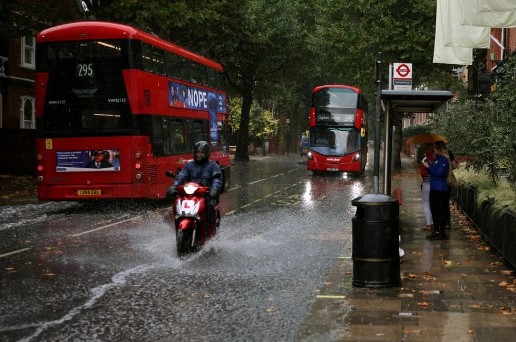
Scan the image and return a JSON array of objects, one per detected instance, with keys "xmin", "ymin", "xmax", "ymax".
[
  {"xmin": 435, "ymin": 140, "xmax": 457, "ymax": 230},
  {"xmin": 419, "ymin": 143, "xmax": 435, "ymax": 232},
  {"xmin": 422, "ymin": 143, "xmax": 450, "ymax": 240}
]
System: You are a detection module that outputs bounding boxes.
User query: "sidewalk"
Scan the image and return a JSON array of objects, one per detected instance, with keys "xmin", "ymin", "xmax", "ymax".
[
  {"xmin": 297, "ymin": 154, "xmax": 516, "ymax": 342},
  {"xmin": 0, "ymin": 174, "xmax": 38, "ymax": 206}
]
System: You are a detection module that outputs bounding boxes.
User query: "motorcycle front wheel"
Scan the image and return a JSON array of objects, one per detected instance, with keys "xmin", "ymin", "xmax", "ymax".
[{"xmin": 176, "ymin": 229, "xmax": 194, "ymax": 257}]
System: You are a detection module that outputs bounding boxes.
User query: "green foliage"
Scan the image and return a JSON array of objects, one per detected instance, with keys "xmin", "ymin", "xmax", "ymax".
[
  {"xmin": 311, "ymin": 0, "xmax": 449, "ymax": 96},
  {"xmin": 434, "ymin": 54, "xmax": 516, "ymax": 188},
  {"xmin": 435, "ymin": 100, "xmax": 500, "ymax": 184},
  {"xmin": 487, "ymin": 54, "xmax": 516, "ymax": 188},
  {"xmin": 455, "ymin": 168, "xmax": 516, "ymax": 213},
  {"xmin": 13, "ymin": 0, "xmax": 460, "ymax": 161},
  {"xmin": 228, "ymin": 97, "xmax": 278, "ymax": 141},
  {"xmin": 0, "ymin": 0, "xmax": 79, "ymax": 37}
]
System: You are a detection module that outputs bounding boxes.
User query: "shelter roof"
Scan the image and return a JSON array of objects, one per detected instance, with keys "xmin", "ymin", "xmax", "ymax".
[{"xmin": 381, "ymin": 90, "xmax": 454, "ymax": 113}]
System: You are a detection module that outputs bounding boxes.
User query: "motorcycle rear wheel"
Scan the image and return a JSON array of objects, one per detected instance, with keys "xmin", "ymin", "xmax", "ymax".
[{"xmin": 176, "ymin": 229, "xmax": 193, "ymax": 257}]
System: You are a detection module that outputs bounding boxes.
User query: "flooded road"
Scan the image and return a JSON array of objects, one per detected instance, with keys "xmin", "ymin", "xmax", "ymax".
[{"xmin": 0, "ymin": 154, "xmax": 372, "ymax": 341}]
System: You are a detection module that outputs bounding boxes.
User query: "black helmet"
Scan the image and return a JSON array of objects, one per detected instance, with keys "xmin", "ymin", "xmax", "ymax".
[{"xmin": 193, "ymin": 140, "xmax": 210, "ymax": 163}]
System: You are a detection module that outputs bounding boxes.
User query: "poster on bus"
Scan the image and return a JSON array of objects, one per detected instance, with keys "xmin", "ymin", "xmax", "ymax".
[
  {"xmin": 168, "ymin": 82, "xmax": 226, "ymax": 113},
  {"xmin": 168, "ymin": 82, "xmax": 226, "ymax": 146},
  {"xmin": 55, "ymin": 149, "xmax": 120, "ymax": 172}
]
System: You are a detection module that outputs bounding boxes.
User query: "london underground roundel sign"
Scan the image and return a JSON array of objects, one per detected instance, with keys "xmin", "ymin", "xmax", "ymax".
[{"xmin": 393, "ymin": 63, "xmax": 412, "ymax": 79}]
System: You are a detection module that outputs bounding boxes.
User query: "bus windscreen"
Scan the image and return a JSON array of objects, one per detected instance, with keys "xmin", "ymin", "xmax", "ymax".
[
  {"xmin": 37, "ymin": 40, "xmax": 132, "ymax": 133},
  {"xmin": 309, "ymin": 127, "xmax": 360, "ymax": 156}
]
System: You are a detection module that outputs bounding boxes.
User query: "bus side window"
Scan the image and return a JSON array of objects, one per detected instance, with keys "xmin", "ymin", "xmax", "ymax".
[
  {"xmin": 189, "ymin": 61, "xmax": 203, "ymax": 85},
  {"xmin": 169, "ymin": 119, "xmax": 186, "ymax": 154},
  {"xmin": 186, "ymin": 119, "xmax": 208, "ymax": 148},
  {"xmin": 161, "ymin": 117, "xmax": 171, "ymax": 155},
  {"xmin": 142, "ymin": 43, "xmax": 153, "ymax": 72},
  {"xmin": 152, "ymin": 48, "xmax": 165, "ymax": 75},
  {"xmin": 165, "ymin": 52, "xmax": 182, "ymax": 79},
  {"xmin": 151, "ymin": 116, "xmax": 164, "ymax": 156},
  {"xmin": 195, "ymin": 63, "xmax": 208, "ymax": 86},
  {"xmin": 217, "ymin": 120, "xmax": 228, "ymax": 153},
  {"xmin": 180, "ymin": 57, "xmax": 190, "ymax": 82}
]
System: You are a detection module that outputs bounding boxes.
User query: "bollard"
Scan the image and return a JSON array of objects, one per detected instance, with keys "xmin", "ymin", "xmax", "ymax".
[
  {"xmin": 351, "ymin": 194, "xmax": 401, "ymax": 288},
  {"xmin": 392, "ymin": 187, "xmax": 403, "ymax": 206}
]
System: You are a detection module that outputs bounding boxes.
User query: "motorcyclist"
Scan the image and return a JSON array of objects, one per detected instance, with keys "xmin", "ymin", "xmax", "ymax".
[{"xmin": 166, "ymin": 141, "xmax": 223, "ymax": 233}]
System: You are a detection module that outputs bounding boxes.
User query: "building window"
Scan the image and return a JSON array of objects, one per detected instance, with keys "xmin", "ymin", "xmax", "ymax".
[
  {"xmin": 21, "ymin": 36, "xmax": 35, "ymax": 69},
  {"xmin": 20, "ymin": 96, "xmax": 35, "ymax": 129}
]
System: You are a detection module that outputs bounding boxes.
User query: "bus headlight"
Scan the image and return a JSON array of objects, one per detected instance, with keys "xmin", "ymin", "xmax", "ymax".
[
  {"xmin": 353, "ymin": 153, "xmax": 360, "ymax": 161},
  {"xmin": 307, "ymin": 152, "xmax": 313, "ymax": 160}
]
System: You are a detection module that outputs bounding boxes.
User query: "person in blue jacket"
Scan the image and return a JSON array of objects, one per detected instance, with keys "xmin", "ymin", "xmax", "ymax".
[
  {"xmin": 422, "ymin": 143, "xmax": 450, "ymax": 240},
  {"xmin": 166, "ymin": 140, "xmax": 222, "ymax": 197},
  {"xmin": 166, "ymin": 141, "xmax": 222, "ymax": 235}
]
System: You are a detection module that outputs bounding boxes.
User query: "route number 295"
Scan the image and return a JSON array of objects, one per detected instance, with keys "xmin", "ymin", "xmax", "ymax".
[{"xmin": 76, "ymin": 63, "xmax": 94, "ymax": 77}]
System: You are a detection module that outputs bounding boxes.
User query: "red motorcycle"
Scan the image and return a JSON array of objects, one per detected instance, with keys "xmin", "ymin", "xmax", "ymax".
[{"xmin": 165, "ymin": 180, "xmax": 220, "ymax": 257}]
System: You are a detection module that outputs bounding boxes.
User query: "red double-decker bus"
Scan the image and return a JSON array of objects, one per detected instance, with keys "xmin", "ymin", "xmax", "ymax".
[
  {"xmin": 35, "ymin": 21, "xmax": 230, "ymax": 200},
  {"xmin": 306, "ymin": 85, "xmax": 368, "ymax": 175}
]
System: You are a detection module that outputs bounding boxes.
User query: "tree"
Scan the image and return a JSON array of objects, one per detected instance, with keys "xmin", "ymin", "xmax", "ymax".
[
  {"xmin": 228, "ymin": 97, "xmax": 278, "ymax": 146},
  {"xmin": 434, "ymin": 60, "xmax": 516, "ymax": 187},
  {"xmin": 84, "ymin": 0, "xmax": 309, "ymax": 161},
  {"xmin": 310, "ymin": 0, "xmax": 452, "ymax": 169},
  {"xmin": 211, "ymin": 0, "xmax": 307, "ymax": 160},
  {"xmin": 0, "ymin": 0, "xmax": 79, "ymax": 38},
  {"xmin": 16, "ymin": 0, "xmax": 457, "ymax": 166}
]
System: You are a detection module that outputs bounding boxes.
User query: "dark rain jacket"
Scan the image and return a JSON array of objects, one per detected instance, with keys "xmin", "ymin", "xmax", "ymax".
[
  {"xmin": 173, "ymin": 159, "xmax": 223, "ymax": 190},
  {"xmin": 427, "ymin": 154, "xmax": 449, "ymax": 192}
]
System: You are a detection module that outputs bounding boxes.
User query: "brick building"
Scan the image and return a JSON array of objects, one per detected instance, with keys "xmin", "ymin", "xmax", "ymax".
[
  {"xmin": 488, "ymin": 28, "xmax": 516, "ymax": 71},
  {"xmin": 0, "ymin": 32, "xmax": 40, "ymax": 175},
  {"xmin": 0, "ymin": 35, "xmax": 36, "ymax": 130},
  {"xmin": 0, "ymin": 0, "xmax": 80, "ymax": 174}
]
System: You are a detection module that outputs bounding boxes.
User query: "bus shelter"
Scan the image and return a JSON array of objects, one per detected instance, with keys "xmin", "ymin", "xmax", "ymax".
[{"xmin": 380, "ymin": 90, "xmax": 454, "ymax": 195}]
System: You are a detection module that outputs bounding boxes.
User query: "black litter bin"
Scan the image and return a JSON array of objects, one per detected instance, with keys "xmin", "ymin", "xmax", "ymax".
[{"xmin": 351, "ymin": 194, "xmax": 401, "ymax": 288}]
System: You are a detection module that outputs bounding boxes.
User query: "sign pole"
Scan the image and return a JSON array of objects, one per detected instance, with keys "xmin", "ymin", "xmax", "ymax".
[
  {"xmin": 373, "ymin": 52, "xmax": 382, "ymax": 194},
  {"xmin": 388, "ymin": 63, "xmax": 393, "ymax": 90}
]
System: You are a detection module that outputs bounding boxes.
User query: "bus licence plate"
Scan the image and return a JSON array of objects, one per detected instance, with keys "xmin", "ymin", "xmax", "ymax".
[
  {"xmin": 77, "ymin": 189, "xmax": 102, "ymax": 196},
  {"xmin": 327, "ymin": 168, "xmax": 339, "ymax": 171}
]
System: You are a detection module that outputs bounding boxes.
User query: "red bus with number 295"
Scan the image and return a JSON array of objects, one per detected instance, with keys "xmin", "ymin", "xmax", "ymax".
[
  {"xmin": 35, "ymin": 21, "xmax": 230, "ymax": 201},
  {"xmin": 306, "ymin": 85, "xmax": 368, "ymax": 175}
]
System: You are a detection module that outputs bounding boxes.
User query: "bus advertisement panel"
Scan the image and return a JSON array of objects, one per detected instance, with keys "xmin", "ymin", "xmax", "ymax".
[
  {"xmin": 168, "ymin": 81, "xmax": 226, "ymax": 146},
  {"xmin": 306, "ymin": 85, "xmax": 368, "ymax": 175},
  {"xmin": 35, "ymin": 21, "xmax": 230, "ymax": 201},
  {"xmin": 55, "ymin": 149, "xmax": 120, "ymax": 172}
]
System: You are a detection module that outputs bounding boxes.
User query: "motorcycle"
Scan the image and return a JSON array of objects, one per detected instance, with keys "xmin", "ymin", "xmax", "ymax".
[{"xmin": 164, "ymin": 175, "xmax": 221, "ymax": 257}]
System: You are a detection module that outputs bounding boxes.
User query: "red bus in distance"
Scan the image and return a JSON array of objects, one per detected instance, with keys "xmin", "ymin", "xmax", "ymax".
[
  {"xmin": 35, "ymin": 21, "xmax": 230, "ymax": 200},
  {"xmin": 306, "ymin": 85, "xmax": 368, "ymax": 175}
]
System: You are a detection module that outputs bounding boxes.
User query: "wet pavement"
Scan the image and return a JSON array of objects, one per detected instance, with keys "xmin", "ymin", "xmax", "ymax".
[
  {"xmin": 296, "ymin": 154, "xmax": 516, "ymax": 341},
  {"xmin": 0, "ymin": 174, "xmax": 38, "ymax": 206}
]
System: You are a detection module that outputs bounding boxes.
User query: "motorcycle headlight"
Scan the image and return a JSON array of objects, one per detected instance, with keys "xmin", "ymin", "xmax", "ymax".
[{"xmin": 184, "ymin": 184, "xmax": 199, "ymax": 195}]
